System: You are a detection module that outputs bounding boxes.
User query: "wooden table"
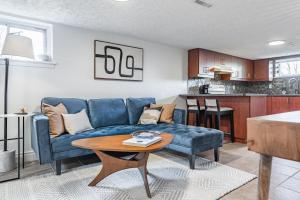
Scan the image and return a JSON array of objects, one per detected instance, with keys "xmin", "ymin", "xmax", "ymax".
[
  {"xmin": 247, "ymin": 111, "xmax": 300, "ymax": 200},
  {"xmin": 72, "ymin": 133, "xmax": 173, "ymax": 198}
]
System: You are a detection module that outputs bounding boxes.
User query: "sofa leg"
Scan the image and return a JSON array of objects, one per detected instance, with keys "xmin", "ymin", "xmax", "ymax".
[
  {"xmin": 214, "ymin": 148, "xmax": 219, "ymax": 162},
  {"xmin": 55, "ymin": 160, "xmax": 62, "ymax": 175},
  {"xmin": 189, "ymin": 154, "xmax": 196, "ymax": 169}
]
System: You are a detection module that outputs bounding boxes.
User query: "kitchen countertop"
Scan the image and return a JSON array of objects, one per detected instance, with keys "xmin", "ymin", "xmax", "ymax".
[{"xmin": 180, "ymin": 94, "xmax": 300, "ymax": 97}]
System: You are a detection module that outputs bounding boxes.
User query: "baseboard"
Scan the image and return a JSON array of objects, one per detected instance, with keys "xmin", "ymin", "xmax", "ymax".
[{"xmin": 19, "ymin": 151, "xmax": 37, "ymax": 162}]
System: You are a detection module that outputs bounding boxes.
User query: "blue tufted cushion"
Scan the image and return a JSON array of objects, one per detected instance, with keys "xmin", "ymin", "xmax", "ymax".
[
  {"xmin": 51, "ymin": 125, "xmax": 146, "ymax": 153},
  {"xmin": 88, "ymin": 98, "xmax": 129, "ymax": 128},
  {"xmin": 41, "ymin": 97, "xmax": 88, "ymax": 114},
  {"xmin": 126, "ymin": 97, "xmax": 156, "ymax": 124},
  {"xmin": 147, "ymin": 123, "xmax": 223, "ymax": 147},
  {"xmin": 51, "ymin": 123, "xmax": 223, "ymax": 155}
]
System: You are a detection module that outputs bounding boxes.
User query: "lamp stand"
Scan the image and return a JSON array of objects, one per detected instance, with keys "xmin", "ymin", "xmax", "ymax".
[{"xmin": 4, "ymin": 58, "xmax": 9, "ymax": 151}]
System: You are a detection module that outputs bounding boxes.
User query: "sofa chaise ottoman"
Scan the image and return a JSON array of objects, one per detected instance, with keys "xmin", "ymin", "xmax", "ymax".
[{"xmin": 31, "ymin": 97, "xmax": 223, "ymax": 175}]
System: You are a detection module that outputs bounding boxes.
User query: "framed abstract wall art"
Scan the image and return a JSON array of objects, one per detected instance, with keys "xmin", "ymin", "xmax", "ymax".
[{"xmin": 94, "ymin": 40, "xmax": 144, "ymax": 81}]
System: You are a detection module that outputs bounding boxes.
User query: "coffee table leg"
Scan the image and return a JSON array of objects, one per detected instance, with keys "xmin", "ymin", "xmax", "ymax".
[
  {"xmin": 89, "ymin": 153, "xmax": 111, "ymax": 187},
  {"xmin": 90, "ymin": 150, "xmax": 151, "ymax": 198},
  {"xmin": 139, "ymin": 165, "xmax": 151, "ymax": 198}
]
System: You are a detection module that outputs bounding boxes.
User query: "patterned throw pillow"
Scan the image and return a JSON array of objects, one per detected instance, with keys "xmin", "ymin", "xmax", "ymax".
[
  {"xmin": 42, "ymin": 103, "xmax": 68, "ymax": 137},
  {"xmin": 150, "ymin": 103, "xmax": 176, "ymax": 123},
  {"xmin": 138, "ymin": 107, "xmax": 162, "ymax": 125}
]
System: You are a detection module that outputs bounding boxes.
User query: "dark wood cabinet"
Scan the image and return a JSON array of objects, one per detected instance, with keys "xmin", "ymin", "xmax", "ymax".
[
  {"xmin": 188, "ymin": 49, "xmax": 200, "ymax": 78},
  {"xmin": 288, "ymin": 97, "xmax": 300, "ymax": 111},
  {"xmin": 187, "ymin": 49, "xmax": 274, "ymax": 81},
  {"xmin": 254, "ymin": 59, "xmax": 270, "ymax": 81},
  {"xmin": 270, "ymin": 97, "xmax": 290, "ymax": 114},
  {"xmin": 250, "ymin": 97, "xmax": 267, "ymax": 117},
  {"xmin": 267, "ymin": 96, "xmax": 300, "ymax": 114},
  {"xmin": 188, "ymin": 48, "xmax": 253, "ymax": 80},
  {"xmin": 242, "ymin": 59, "xmax": 254, "ymax": 80},
  {"xmin": 188, "ymin": 49, "xmax": 214, "ymax": 78}
]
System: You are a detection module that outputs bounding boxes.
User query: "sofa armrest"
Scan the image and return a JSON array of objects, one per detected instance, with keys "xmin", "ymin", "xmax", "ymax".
[
  {"xmin": 173, "ymin": 109, "xmax": 186, "ymax": 125},
  {"xmin": 31, "ymin": 114, "xmax": 53, "ymax": 164}
]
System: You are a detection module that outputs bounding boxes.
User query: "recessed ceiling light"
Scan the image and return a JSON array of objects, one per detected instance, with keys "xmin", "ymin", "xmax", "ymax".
[{"xmin": 268, "ymin": 40, "xmax": 286, "ymax": 46}]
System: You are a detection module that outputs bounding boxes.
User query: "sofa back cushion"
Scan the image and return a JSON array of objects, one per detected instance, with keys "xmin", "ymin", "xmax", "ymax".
[
  {"xmin": 41, "ymin": 97, "xmax": 88, "ymax": 114},
  {"xmin": 126, "ymin": 97, "xmax": 156, "ymax": 124},
  {"xmin": 88, "ymin": 98, "xmax": 129, "ymax": 128}
]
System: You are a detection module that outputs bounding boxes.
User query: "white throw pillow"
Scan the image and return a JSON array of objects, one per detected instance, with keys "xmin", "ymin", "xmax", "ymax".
[
  {"xmin": 62, "ymin": 109, "xmax": 93, "ymax": 135},
  {"xmin": 138, "ymin": 107, "xmax": 162, "ymax": 125}
]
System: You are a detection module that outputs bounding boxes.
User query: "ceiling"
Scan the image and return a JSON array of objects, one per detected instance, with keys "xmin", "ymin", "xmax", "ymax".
[{"xmin": 0, "ymin": 0, "xmax": 300, "ymax": 59}]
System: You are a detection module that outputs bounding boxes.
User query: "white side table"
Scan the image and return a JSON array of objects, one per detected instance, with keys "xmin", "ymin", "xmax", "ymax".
[{"xmin": 0, "ymin": 113, "xmax": 33, "ymax": 182}]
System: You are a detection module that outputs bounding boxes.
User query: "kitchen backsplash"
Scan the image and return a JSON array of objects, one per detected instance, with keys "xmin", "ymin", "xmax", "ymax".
[{"xmin": 188, "ymin": 77, "xmax": 300, "ymax": 95}]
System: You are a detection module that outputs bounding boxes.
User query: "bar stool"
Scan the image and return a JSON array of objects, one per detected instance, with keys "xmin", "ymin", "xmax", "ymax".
[
  {"xmin": 204, "ymin": 99, "xmax": 235, "ymax": 142},
  {"xmin": 186, "ymin": 99, "xmax": 205, "ymax": 126}
]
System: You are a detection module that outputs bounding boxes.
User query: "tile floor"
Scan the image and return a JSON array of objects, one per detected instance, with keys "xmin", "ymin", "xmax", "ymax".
[{"xmin": 1, "ymin": 143, "xmax": 300, "ymax": 199}]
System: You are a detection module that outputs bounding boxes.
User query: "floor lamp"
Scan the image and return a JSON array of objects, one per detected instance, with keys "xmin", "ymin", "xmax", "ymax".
[{"xmin": 1, "ymin": 34, "xmax": 34, "ymax": 152}]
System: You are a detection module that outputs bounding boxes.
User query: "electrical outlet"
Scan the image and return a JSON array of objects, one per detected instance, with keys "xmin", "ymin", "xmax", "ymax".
[{"xmin": 233, "ymin": 85, "xmax": 236, "ymax": 90}]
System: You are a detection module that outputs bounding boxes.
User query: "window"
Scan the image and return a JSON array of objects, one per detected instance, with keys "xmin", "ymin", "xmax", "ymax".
[
  {"xmin": 274, "ymin": 57, "xmax": 300, "ymax": 78},
  {"xmin": 0, "ymin": 15, "xmax": 52, "ymax": 62}
]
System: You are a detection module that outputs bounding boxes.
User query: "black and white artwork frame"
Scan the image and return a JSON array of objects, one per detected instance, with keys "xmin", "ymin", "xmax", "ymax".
[{"xmin": 94, "ymin": 40, "xmax": 144, "ymax": 81}]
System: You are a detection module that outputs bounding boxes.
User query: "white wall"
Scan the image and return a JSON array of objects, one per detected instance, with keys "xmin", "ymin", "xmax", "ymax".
[{"xmin": 0, "ymin": 23, "xmax": 187, "ymax": 160}]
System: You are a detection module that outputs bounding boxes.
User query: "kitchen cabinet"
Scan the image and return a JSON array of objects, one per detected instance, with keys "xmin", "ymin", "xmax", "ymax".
[
  {"xmin": 188, "ymin": 49, "xmax": 200, "ymax": 78},
  {"xmin": 270, "ymin": 97, "xmax": 289, "ymax": 114},
  {"xmin": 188, "ymin": 49, "xmax": 214, "ymax": 78},
  {"xmin": 267, "ymin": 97, "xmax": 300, "ymax": 114},
  {"xmin": 250, "ymin": 97, "xmax": 267, "ymax": 117},
  {"xmin": 230, "ymin": 57, "xmax": 242, "ymax": 79},
  {"xmin": 288, "ymin": 97, "xmax": 300, "ymax": 111},
  {"xmin": 230, "ymin": 57, "xmax": 253, "ymax": 80},
  {"xmin": 254, "ymin": 59, "xmax": 271, "ymax": 81},
  {"xmin": 188, "ymin": 48, "xmax": 253, "ymax": 80},
  {"xmin": 244, "ymin": 59, "xmax": 254, "ymax": 80}
]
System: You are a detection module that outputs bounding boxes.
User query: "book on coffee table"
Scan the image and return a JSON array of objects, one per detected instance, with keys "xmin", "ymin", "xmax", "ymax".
[{"xmin": 122, "ymin": 136, "xmax": 162, "ymax": 147}]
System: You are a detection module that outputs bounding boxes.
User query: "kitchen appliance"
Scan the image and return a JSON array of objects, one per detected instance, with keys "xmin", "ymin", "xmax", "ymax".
[
  {"xmin": 208, "ymin": 66, "xmax": 233, "ymax": 74},
  {"xmin": 208, "ymin": 85, "xmax": 226, "ymax": 94},
  {"xmin": 199, "ymin": 84, "xmax": 209, "ymax": 94}
]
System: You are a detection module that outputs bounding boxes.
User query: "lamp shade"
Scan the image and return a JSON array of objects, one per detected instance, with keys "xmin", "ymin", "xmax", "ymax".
[{"xmin": 1, "ymin": 34, "xmax": 34, "ymax": 59}]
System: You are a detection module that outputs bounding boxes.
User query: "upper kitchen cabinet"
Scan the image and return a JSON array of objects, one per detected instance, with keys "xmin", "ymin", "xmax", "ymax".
[
  {"xmin": 231, "ymin": 57, "xmax": 253, "ymax": 81},
  {"xmin": 188, "ymin": 49, "xmax": 214, "ymax": 78},
  {"xmin": 188, "ymin": 48, "xmax": 254, "ymax": 80},
  {"xmin": 188, "ymin": 49, "xmax": 200, "ymax": 78},
  {"xmin": 243, "ymin": 59, "xmax": 254, "ymax": 80},
  {"xmin": 253, "ymin": 59, "xmax": 271, "ymax": 81}
]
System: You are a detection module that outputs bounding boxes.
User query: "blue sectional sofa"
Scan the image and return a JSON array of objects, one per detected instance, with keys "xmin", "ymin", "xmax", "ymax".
[{"xmin": 31, "ymin": 97, "xmax": 223, "ymax": 174}]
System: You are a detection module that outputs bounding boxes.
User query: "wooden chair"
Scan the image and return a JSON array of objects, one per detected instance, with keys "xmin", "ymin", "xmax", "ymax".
[
  {"xmin": 204, "ymin": 99, "xmax": 235, "ymax": 142},
  {"xmin": 186, "ymin": 99, "xmax": 205, "ymax": 126}
]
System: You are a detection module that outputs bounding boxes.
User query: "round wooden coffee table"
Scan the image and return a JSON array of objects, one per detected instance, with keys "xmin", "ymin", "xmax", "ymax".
[{"xmin": 72, "ymin": 133, "xmax": 173, "ymax": 198}]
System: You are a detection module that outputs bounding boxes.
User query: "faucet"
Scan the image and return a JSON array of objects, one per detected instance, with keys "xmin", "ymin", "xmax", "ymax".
[{"xmin": 288, "ymin": 78, "xmax": 298, "ymax": 94}]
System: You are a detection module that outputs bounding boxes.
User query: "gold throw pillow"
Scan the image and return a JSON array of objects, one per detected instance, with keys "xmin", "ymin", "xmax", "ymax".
[
  {"xmin": 42, "ymin": 103, "xmax": 68, "ymax": 137},
  {"xmin": 151, "ymin": 103, "xmax": 176, "ymax": 123}
]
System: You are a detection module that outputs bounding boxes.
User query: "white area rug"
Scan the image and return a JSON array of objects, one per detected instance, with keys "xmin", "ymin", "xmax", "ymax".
[{"xmin": 0, "ymin": 154, "xmax": 256, "ymax": 200}]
